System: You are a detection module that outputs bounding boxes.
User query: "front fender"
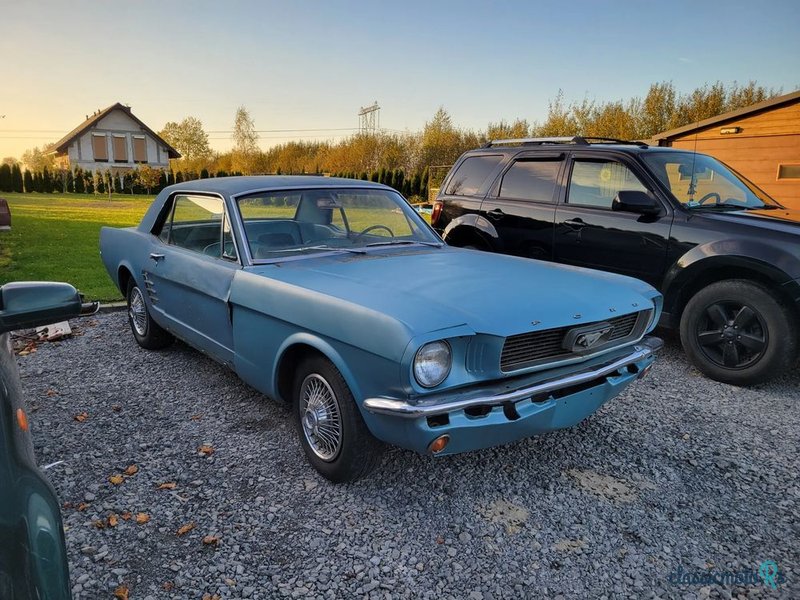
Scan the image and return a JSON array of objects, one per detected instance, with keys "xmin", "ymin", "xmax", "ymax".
[{"xmin": 662, "ymin": 239, "xmax": 800, "ymax": 313}]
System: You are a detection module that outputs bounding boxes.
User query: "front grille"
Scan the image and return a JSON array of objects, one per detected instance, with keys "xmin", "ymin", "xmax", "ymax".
[{"xmin": 500, "ymin": 310, "xmax": 646, "ymax": 372}]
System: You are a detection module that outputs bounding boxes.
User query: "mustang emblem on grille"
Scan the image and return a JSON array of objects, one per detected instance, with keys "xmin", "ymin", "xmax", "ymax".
[
  {"xmin": 575, "ymin": 328, "xmax": 612, "ymax": 349},
  {"xmin": 562, "ymin": 322, "xmax": 614, "ymax": 353}
]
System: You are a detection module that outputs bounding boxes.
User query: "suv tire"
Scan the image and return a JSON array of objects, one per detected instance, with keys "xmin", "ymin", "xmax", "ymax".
[{"xmin": 680, "ymin": 279, "xmax": 797, "ymax": 386}]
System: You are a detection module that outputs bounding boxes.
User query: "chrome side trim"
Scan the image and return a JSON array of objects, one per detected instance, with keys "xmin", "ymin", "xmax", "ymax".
[{"xmin": 363, "ymin": 337, "xmax": 663, "ymax": 418}]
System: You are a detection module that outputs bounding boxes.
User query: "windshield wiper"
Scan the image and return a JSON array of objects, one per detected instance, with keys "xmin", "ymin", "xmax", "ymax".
[
  {"xmin": 259, "ymin": 244, "xmax": 368, "ymax": 255},
  {"xmin": 364, "ymin": 240, "xmax": 444, "ymax": 248}
]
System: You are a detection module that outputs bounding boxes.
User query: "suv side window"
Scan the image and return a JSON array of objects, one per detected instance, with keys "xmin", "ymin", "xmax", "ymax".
[
  {"xmin": 567, "ymin": 159, "xmax": 648, "ymax": 209},
  {"xmin": 444, "ymin": 155, "xmax": 503, "ymax": 196},
  {"xmin": 499, "ymin": 159, "xmax": 561, "ymax": 202},
  {"xmin": 156, "ymin": 195, "xmax": 236, "ymax": 259}
]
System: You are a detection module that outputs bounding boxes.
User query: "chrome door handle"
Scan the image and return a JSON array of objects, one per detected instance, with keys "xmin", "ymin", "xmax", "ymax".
[
  {"xmin": 563, "ymin": 219, "xmax": 585, "ymax": 228},
  {"xmin": 149, "ymin": 253, "xmax": 165, "ymax": 262}
]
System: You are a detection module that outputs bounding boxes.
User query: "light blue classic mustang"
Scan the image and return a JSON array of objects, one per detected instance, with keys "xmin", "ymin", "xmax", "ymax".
[{"xmin": 100, "ymin": 177, "xmax": 663, "ymax": 482}]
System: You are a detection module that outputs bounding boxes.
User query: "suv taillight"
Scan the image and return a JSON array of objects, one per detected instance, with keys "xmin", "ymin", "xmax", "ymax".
[{"xmin": 431, "ymin": 201, "xmax": 443, "ymax": 227}]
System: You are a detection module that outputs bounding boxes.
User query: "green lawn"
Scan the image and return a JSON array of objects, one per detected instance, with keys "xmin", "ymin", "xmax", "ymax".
[{"xmin": 0, "ymin": 192, "xmax": 154, "ymax": 301}]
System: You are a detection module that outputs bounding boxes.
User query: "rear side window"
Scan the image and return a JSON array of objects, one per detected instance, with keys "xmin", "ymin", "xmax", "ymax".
[
  {"xmin": 444, "ymin": 155, "xmax": 503, "ymax": 196},
  {"xmin": 156, "ymin": 195, "xmax": 236, "ymax": 259},
  {"xmin": 499, "ymin": 159, "xmax": 561, "ymax": 202},
  {"xmin": 567, "ymin": 160, "xmax": 647, "ymax": 209}
]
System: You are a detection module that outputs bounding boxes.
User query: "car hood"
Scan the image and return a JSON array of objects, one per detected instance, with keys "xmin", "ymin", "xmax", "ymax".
[
  {"xmin": 245, "ymin": 247, "xmax": 657, "ymax": 338},
  {"xmin": 697, "ymin": 208, "xmax": 800, "ymax": 235}
]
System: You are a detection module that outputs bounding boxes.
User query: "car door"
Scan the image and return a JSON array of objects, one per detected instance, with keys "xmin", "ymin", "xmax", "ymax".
[
  {"xmin": 553, "ymin": 153, "xmax": 673, "ymax": 286},
  {"xmin": 478, "ymin": 152, "xmax": 565, "ymax": 260},
  {"xmin": 146, "ymin": 193, "xmax": 240, "ymax": 365}
]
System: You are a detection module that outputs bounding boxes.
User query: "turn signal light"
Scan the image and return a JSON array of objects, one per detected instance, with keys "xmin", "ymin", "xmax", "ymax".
[
  {"xmin": 428, "ymin": 434, "xmax": 450, "ymax": 454},
  {"xmin": 431, "ymin": 202, "xmax": 443, "ymax": 227},
  {"xmin": 16, "ymin": 408, "xmax": 29, "ymax": 432}
]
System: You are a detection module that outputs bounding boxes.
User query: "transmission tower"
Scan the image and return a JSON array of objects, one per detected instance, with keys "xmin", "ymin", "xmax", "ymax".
[{"xmin": 358, "ymin": 102, "xmax": 380, "ymax": 134}]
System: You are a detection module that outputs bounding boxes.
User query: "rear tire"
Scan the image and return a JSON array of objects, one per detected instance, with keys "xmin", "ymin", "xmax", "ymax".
[
  {"xmin": 293, "ymin": 355, "xmax": 383, "ymax": 482},
  {"xmin": 126, "ymin": 279, "xmax": 174, "ymax": 350},
  {"xmin": 679, "ymin": 279, "xmax": 797, "ymax": 386}
]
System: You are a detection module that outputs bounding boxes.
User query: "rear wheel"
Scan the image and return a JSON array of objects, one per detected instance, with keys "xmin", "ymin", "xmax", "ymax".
[
  {"xmin": 680, "ymin": 279, "xmax": 797, "ymax": 385},
  {"xmin": 126, "ymin": 279, "xmax": 174, "ymax": 350},
  {"xmin": 293, "ymin": 355, "xmax": 383, "ymax": 482}
]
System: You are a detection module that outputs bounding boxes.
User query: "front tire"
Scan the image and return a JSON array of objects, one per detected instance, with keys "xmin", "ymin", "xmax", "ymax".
[
  {"xmin": 126, "ymin": 279, "xmax": 174, "ymax": 350},
  {"xmin": 680, "ymin": 280, "xmax": 797, "ymax": 386},
  {"xmin": 293, "ymin": 356, "xmax": 383, "ymax": 482}
]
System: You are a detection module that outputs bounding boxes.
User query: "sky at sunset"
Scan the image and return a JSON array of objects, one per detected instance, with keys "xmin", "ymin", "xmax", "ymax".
[{"xmin": 1, "ymin": 0, "xmax": 798, "ymax": 160}]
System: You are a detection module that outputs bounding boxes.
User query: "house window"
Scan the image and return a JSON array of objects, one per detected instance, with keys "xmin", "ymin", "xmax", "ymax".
[
  {"xmin": 113, "ymin": 135, "xmax": 128, "ymax": 163},
  {"xmin": 92, "ymin": 133, "xmax": 108, "ymax": 162},
  {"xmin": 777, "ymin": 164, "xmax": 800, "ymax": 180},
  {"xmin": 133, "ymin": 136, "xmax": 147, "ymax": 163}
]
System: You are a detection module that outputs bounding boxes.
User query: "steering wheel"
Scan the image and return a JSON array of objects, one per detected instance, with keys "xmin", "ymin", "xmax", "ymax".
[
  {"xmin": 353, "ymin": 224, "xmax": 395, "ymax": 239},
  {"xmin": 698, "ymin": 192, "xmax": 722, "ymax": 205}
]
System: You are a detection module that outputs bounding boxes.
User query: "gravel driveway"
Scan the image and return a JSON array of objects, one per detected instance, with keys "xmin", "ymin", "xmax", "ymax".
[{"xmin": 18, "ymin": 312, "xmax": 799, "ymax": 599}]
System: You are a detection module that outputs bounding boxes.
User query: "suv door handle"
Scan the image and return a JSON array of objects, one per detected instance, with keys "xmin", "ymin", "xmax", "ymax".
[
  {"xmin": 149, "ymin": 253, "xmax": 165, "ymax": 262},
  {"xmin": 486, "ymin": 208, "xmax": 505, "ymax": 220},
  {"xmin": 563, "ymin": 218, "xmax": 585, "ymax": 228}
]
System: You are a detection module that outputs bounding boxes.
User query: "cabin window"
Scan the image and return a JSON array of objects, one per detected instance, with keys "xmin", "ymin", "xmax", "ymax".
[
  {"xmin": 133, "ymin": 136, "xmax": 147, "ymax": 163},
  {"xmin": 92, "ymin": 133, "xmax": 108, "ymax": 162},
  {"xmin": 113, "ymin": 135, "xmax": 128, "ymax": 163},
  {"xmin": 777, "ymin": 164, "xmax": 800, "ymax": 180}
]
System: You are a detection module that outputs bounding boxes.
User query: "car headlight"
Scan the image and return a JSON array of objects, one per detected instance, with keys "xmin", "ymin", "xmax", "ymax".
[{"xmin": 413, "ymin": 341, "xmax": 452, "ymax": 388}]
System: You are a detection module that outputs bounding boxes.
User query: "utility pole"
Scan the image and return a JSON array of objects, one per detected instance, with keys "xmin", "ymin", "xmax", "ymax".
[{"xmin": 358, "ymin": 102, "xmax": 380, "ymax": 134}]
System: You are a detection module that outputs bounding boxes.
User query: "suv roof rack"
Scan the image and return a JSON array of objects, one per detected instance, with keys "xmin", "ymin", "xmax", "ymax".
[{"xmin": 482, "ymin": 136, "xmax": 648, "ymax": 148}]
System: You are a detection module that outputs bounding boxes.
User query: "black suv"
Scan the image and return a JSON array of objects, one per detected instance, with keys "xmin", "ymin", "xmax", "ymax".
[{"xmin": 432, "ymin": 136, "xmax": 800, "ymax": 386}]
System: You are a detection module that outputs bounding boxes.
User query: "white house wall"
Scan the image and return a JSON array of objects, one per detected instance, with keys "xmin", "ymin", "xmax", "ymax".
[{"xmin": 61, "ymin": 108, "xmax": 171, "ymax": 172}]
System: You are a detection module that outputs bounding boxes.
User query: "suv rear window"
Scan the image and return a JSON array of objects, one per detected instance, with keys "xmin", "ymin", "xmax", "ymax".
[
  {"xmin": 499, "ymin": 159, "xmax": 561, "ymax": 202},
  {"xmin": 444, "ymin": 155, "xmax": 503, "ymax": 196}
]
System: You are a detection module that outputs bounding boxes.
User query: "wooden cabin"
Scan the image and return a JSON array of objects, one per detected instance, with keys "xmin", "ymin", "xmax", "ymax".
[{"xmin": 652, "ymin": 90, "xmax": 800, "ymax": 209}]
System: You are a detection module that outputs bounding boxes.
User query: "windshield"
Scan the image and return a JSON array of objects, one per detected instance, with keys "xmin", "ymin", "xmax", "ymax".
[
  {"xmin": 640, "ymin": 151, "xmax": 780, "ymax": 210},
  {"xmin": 235, "ymin": 187, "xmax": 442, "ymax": 260}
]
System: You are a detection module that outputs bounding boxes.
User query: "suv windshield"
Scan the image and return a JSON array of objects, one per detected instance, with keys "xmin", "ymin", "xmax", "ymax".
[
  {"xmin": 236, "ymin": 187, "xmax": 442, "ymax": 260},
  {"xmin": 641, "ymin": 151, "xmax": 780, "ymax": 210}
]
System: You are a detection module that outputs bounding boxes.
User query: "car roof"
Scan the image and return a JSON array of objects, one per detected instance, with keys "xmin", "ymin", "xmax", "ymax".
[
  {"xmin": 466, "ymin": 143, "xmax": 689, "ymax": 156},
  {"xmin": 161, "ymin": 175, "xmax": 392, "ymax": 196}
]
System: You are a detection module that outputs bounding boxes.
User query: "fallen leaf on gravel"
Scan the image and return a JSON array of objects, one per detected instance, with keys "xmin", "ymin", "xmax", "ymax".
[
  {"xmin": 135, "ymin": 513, "xmax": 150, "ymax": 524},
  {"xmin": 202, "ymin": 535, "xmax": 220, "ymax": 546},
  {"xmin": 177, "ymin": 522, "xmax": 195, "ymax": 536},
  {"xmin": 121, "ymin": 511, "xmax": 132, "ymax": 520},
  {"xmin": 202, "ymin": 594, "xmax": 221, "ymax": 600},
  {"xmin": 113, "ymin": 585, "xmax": 129, "ymax": 600},
  {"xmin": 92, "ymin": 519, "xmax": 105, "ymax": 529},
  {"xmin": 435, "ymin": 536, "xmax": 444, "ymax": 544},
  {"xmin": 109, "ymin": 474, "xmax": 124, "ymax": 485},
  {"xmin": 74, "ymin": 412, "xmax": 88, "ymax": 422},
  {"xmin": 190, "ymin": 414, "xmax": 203, "ymax": 420},
  {"xmin": 157, "ymin": 482, "xmax": 177, "ymax": 490},
  {"xmin": 198, "ymin": 445, "xmax": 215, "ymax": 456},
  {"xmin": 76, "ymin": 502, "xmax": 89, "ymax": 511},
  {"xmin": 107, "ymin": 514, "xmax": 119, "ymax": 527},
  {"xmin": 162, "ymin": 581, "xmax": 174, "ymax": 591},
  {"xmin": 112, "ymin": 404, "xmax": 122, "ymax": 412},
  {"xmin": 123, "ymin": 465, "xmax": 139, "ymax": 476},
  {"xmin": 224, "ymin": 578, "xmax": 236, "ymax": 586},
  {"xmin": 46, "ymin": 389, "xmax": 58, "ymax": 397}
]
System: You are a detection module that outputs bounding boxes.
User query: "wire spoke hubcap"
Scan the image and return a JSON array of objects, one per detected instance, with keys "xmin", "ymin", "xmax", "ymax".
[
  {"xmin": 300, "ymin": 374, "xmax": 342, "ymax": 462},
  {"xmin": 696, "ymin": 301, "xmax": 767, "ymax": 369},
  {"xmin": 129, "ymin": 287, "xmax": 148, "ymax": 336}
]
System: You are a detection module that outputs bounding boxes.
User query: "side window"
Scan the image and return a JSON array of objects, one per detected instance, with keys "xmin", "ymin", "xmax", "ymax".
[
  {"xmin": 155, "ymin": 195, "xmax": 235, "ymax": 259},
  {"xmin": 567, "ymin": 160, "xmax": 648, "ymax": 209},
  {"xmin": 444, "ymin": 155, "xmax": 503, "ymax": 196},
  {"xmin": 499, "ymin": 159, "xmax": 561, "ymax": 202}
]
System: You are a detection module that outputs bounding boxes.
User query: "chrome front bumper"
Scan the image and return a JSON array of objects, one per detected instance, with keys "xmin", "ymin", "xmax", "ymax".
[{"xmin": 363, "ymin": 337, "xmax": 663, "ymax": 419}]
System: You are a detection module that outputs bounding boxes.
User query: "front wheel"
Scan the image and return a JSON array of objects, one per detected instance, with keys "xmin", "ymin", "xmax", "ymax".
[
  {"xmin": 126, "ymin": 279, "xmax": 174, "ymax": 350},
  {"xmin": 679, "ymin": 280, "xmax": 797, "ymax": 386},
  {"xmin": 293, "ymin": 356, "xmax": 383, "ymax": 482}
]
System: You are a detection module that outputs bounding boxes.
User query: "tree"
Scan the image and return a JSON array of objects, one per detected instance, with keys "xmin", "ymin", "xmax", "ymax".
[
  {"xmin": 232, "ymin": 106, "xmax": 259, "ymax": 174},
  {"xmin": 137, "ymin": 165, "xmax": 162, "ymax": 194},
  {"xmin": 11, "ymin": 164, "xmax": 23, "ymax": 192},
  {"xmin": 159, "ymin": 117, "xmax": 212, "ymax": 164},
  {"xmin": 74, "ymin": 167, "xmax": 85, "ymax": 193},
  {"xmin": 20, "ymin": 146, "xmax": 55, "ymax": 172},
  {"xmin": 0, "ymin": 164, "xmax": 10, "ymax": 192}
]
